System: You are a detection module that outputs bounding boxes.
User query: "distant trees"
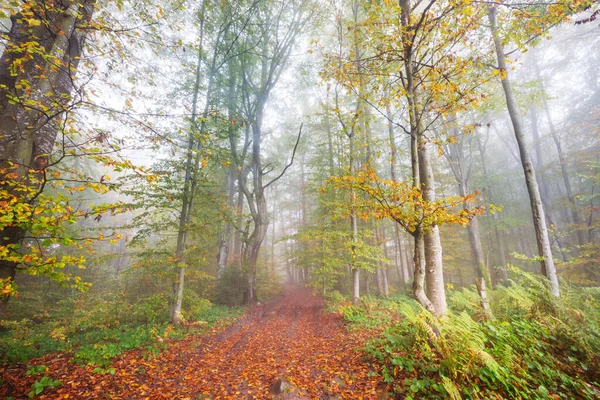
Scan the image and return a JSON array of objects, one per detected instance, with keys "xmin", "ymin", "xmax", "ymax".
[
  {"xmin": 2, "ymin": 0, "xmax": 599, "ymax": 322},
  {"xmin": 299, "ymin": 0, "xmax": 599, "ymax": 314},
  {"xmin": 486, "ymin": 0, "xmax": 596, "ymax": 297},
  {"xmin": 440, "ymin": 123, "xmax": 492, "ymax": 315},
  {"xmin": 224, "ymin": 0, "xmax": 313, "ymax": 303}
]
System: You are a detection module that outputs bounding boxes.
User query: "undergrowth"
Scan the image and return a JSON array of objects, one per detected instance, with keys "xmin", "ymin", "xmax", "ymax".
[
  {"xmin": 333, "ymin": 269, "xmax": 600, "ymax": 399},
  {"xmin": 0, "ymin": 290, "xmax": 244, "ymax": 367}
]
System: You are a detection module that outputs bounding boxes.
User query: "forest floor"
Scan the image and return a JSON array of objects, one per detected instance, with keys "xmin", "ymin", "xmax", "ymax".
[{"xmin": 1, "ymin": 286, "xmax": 385, "ymax": 399}]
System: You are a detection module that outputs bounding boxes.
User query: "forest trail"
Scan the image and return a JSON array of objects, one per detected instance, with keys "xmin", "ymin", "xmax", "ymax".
[{"xmin": 1, "ymin": 286, "xmax": 384, "ymax": 399}]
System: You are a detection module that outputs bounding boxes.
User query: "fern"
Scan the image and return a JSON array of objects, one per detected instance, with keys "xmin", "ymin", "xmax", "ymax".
[
  {"xmin": 441, "ymin": 375, "xmax": 462, "ymax": 400},
  {"xmin": 355, "ymin": 267, "xmax": 600, "ymax": 399}
]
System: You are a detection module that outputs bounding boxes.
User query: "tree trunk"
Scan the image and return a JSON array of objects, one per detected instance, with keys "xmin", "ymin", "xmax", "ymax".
[
  {"xmin": 463, "ymin": 193, "xmax": 492, "ymax": 316},
  {"xmin": 529, "ymin": 106, "xmax": 552, "ymax": 209},
  {"xmin": 409, "ymin": 125, "xmax": 434, "ymax": 312},
  {"xmin": 413, "ymin": 229, "xmax": 435, "ymax": 313},
  {"xmin": 381, "ymin": 228, "xmax": 392, "ymax": 296},
  {"xmin": 409, "ymin": 129, "xmax": 434, "ymax": 312},
  {"xmin": 218, "ymin": 68, "xmax": 241, "ymax": 277},
  {"xmin": 351, "ymin": 205, "xmax": 360, "ymax": 305},
  {"xmin": 444, "ymin": 124, "xmax": 492, "ymax": 314},
  {"xmin": 387, "ymin": 94, "xmax": 410, "ymax": 290},
  {"xmin": 173, "ymin": 3, "xmax": 221, "ymax": 323},
  {"xmin": 382, "ymin": 265, "xmax": 389, "ymax": 297},
  {"xmin": 530, "ymin": 106, "xmax": 569, "ymax": 262},
  {"xmin": 489, "ymin": 5, "xmax": 559, "ymax": 297},
  {"xmin": 171, "ymin": 48, "xmax": 202, "ymax": 324},
  {"xmin": 419, "ymin": 139, "xmax": 447, "ymax": 315},
  {"xmin": 0, "ymin": 0, "xmax": 95, "ymax": 315},
  {"xmin": 232, "ymin": 183, "xmax": 245, "ymax": 267},
  {"xmin": 399, "ymin": 0, "xmax": 445, "ymax": 315},
  {"xmin": 545, "ymin": 102, "xmax": 586, "ymax": 246},
  {"xmin": 374, "ymin": 268, "xmax": 381, "ymax": 296},
  {"xmin": 402, "ymin": 232, "xmax": 413, "ymax": 281},
  {"xmin": 217, "ymin": 166, "xmax": 236, "ymax": 278},
  {"xmin": 532, "ymin": 55, "xmax": 586, "ymax": 247},
  {"xmin": 476, "ymin": 131, "xmax": 508, "ymax": 283},
  {"xmin": 243, "ymin": 100, "xmax": 270, "ymax": 304},
  {"xmin": 394, "ymin": 230, "xmax": 407, "ymax": 289}
]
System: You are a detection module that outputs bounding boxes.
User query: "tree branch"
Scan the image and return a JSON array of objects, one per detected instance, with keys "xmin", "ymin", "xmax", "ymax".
[{"xmin": 264, "ymin": 123, "xmax": 303, "ymax": 189}]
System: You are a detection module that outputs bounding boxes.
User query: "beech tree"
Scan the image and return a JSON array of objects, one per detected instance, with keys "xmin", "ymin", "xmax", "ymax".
[
  {"xmin": 439, "ymin": 122, "xmax": 492, "ymax": 315},
  {"xmin": 227, "ymin": 0, "xmax": 313, "ymax": 303},
  {"xmin": 484, "ymin": 0, "xmax": 593, "ymax": 297},
  {"xmin": 332, "ymin": 0, "xmax": 487, "ymax": 315},
  {"xmin": 0, "ymin": 0, "xmax": 94, "ymax": 313}
]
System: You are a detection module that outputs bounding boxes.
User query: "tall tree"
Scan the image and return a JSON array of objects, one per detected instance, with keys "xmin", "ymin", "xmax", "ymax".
[
  {"xmin": 172, "ymin": 0, "xmax": 255, "ymax": 322},
  {"xmin": 531, "ymin": 52, "xmax": 587, "ymax": 247},
  {"xmin": 440, "ymin": 123, "xmax": 492, "ymax": 315},
  {"xmin": 0, "ymin": 0, "xmax": 94, "ymax": 313},
  {"xmin": 488, "ymin": 4, "xmax": 560, "ymax": 297},
  {"xmin": 230, "ymin": 0, "xmax": 312, "ymax": 302}
]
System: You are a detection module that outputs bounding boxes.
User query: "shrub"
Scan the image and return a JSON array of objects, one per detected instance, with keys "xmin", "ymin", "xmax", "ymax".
[
  {"xmin": 182, "ymin": 290, "xmax": 212, "ymax": 321},
  {"xmin": 341, "ymin": 270, "xmax": 600, "ymax": 399},
  {"xmin": 0, "ymin": 288, "xmax": 239, "ymax": 366},
  {"xmin": 214, "ymin": 267, "xmax": 246, "ymax": 305},
  {"xmin": 256, "ymin": 266, "xmax": 283, "ymax": 302},
  {"xmin": 128, "ymin": 293, "xmax": 169, "ymax": 325}
]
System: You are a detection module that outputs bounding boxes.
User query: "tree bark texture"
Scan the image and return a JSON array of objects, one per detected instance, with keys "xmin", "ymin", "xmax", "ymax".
[
  {"xmin": 0, "ymin": 0, "xmax": 94, "ymax": 315},
  {"xmin": 489, "ymin": 5, "xmax": 559, "ymax": 297}
]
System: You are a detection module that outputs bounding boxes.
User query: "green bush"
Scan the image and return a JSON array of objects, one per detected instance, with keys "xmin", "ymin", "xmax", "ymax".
[
  {"xmin": 128, "ymin": 293, "xmax": 170, "ymax": 324},
  {"xmin": 0, "ymin": 319, "xmax": 63, "ymax": 363},
  {"xmin": 182, "ymin": 290, "xmax": 212, "ymax": 321},
  {"xmin": 72, "ymin": 324, "xmax": 164, "ymax": 367},
  {"xmin": 340, "ymin": 270, "xmax": 600, "ymax": 399},
  {"xmin": 214, "ymin": 267, "xmax": 246, "ymax": 305},
  {"xmin": 0, "ymin": 288, "xmax": 242, "ymax": 366}
]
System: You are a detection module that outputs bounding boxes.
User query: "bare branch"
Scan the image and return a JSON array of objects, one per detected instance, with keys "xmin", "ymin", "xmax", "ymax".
[{"xmin": 264, "ymin": 123, "xmax": 303, "ymax": 189}]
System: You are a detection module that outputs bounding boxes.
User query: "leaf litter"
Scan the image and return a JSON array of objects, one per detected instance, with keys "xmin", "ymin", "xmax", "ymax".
[{"xmin": 1, "ymin": 286, "xmax": 384, "ymax": 399}]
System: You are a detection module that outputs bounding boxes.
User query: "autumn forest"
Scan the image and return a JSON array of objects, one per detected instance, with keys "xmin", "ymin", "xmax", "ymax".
[{"xmin": 0, "ymin": 0, "xmax": 599, "ymax": 398}]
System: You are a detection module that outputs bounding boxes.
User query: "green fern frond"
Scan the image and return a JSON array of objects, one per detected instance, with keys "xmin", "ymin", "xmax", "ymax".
[
  {"xmin": 472, "ymin": 348, "xmax": 501, "ymax": 375},
  {"xmin": 441, "ymin": 375, "xmax": 462, "ymax": 400}
]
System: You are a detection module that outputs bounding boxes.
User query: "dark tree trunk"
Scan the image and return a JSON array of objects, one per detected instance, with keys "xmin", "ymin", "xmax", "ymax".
[{"xmin": 0, "ymin": 0, "xmax": 95, "ymax": 315}]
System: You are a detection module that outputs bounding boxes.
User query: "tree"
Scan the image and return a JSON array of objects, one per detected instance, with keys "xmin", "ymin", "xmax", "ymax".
[
  {"xmin": 329, "ymin": 170, "xmax": 484, "ymax": 305},
  {"xmin": 439, "ymin": 121, "xmax": 492, "ymax": 315},
  {"xmin": 227, "ymin": 0, "xmax": 313, "ymax": 303},
  {"xmin": 0, "ymin": 0, "xmax": 94, "ymax": 313},
  {"xmin": 487, "ymin": 4, "xmax": 560, "ymax": 296},
  {"xmin": 530, "ymin": 50, "xmax": 587, "ymax": 248},
  {"xmin": 354, "ymin": 0, "xmax": 485, "ymax": 315}
]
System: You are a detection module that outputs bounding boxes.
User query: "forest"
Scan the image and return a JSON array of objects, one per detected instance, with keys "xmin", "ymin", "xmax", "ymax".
[{"xmin": 0, "ymin": 0, "xmax": 599, "ymax": 398}]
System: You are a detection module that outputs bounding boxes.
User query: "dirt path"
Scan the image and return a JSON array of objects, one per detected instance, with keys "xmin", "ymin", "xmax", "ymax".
[{"xmin": 1, "ymin": 286, "xmax": 384, "ymax": 399}]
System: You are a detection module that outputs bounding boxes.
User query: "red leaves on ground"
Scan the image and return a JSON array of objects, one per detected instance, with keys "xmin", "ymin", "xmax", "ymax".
[{"xmin": 1, "ymin": 286, "xmax": 383, "ymax": 399}]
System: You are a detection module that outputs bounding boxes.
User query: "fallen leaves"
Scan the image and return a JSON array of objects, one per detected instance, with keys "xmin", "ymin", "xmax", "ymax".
[{"xmin": 0, "ymin": 286, "xmax": 384, "ymax": 399}]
